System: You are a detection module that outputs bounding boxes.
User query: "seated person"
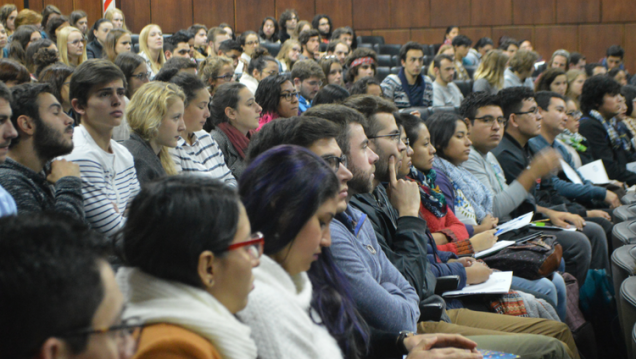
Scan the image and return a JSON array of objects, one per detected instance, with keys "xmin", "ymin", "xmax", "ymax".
[
  {"xmin": 504, "ymin": 50, "xmax": 538, "ymax": 89},
  {"xmin": 117, "ymin": 176, "xmax": 260, "ymax": 359},
  {"xmin": 239, "ymin": 48, "xmax": 279, "ymax": 94},
  {"xmin": 349, "ymin": 76, "xmax": 383, "ymax": 96},
  {"xmin": 0, "ymin": 81, "xmax": 17, "ymax": 218},
  {"xmin": 432, "ymin": 54, "xmax": 464, "ymax": 107},
  {"xmin": 62, "ymin": 59, "xmax": 140, "ymax": 237},
  {"xmin": 451, "ymin": 35, "xmax": 472, "ymax": 80},
  {"xmin": 312, "ymin": 84, "xmax": 350, "ymax": 105},
  {"xmin": 381, "ymin": 42, "xmax": 433, "ymax": 109},
  {"xmin": 153, "ymin": 57, "xmax": 198, "ymax": 82},
  {"xmin": 556, "ymin": 97, "xmax": 593, "ymax": 167},
  {"xmin": 326, "ymin": 40, "xmax": 350, "ymax": 64},
  {"xmin": 254, "ymin": 74, "xmax": 299, "ymax": 130},
  {"xmin": 122, "ymin": 82, "xmax": 185, "ymax": 184},
  {"xmin": 0, "ymin": 83, "xmax": 83, "ymax": 219},
  {"xmin": 344, "ymin": 48, "xmax": 377, "ymax": 88},
  {"xmin": 163, "ymin": 29, "xmax": 192, "ymax": 60},
  {"xmin": 169, "ymin": 73, "xmax": 237, "ymax": 185},
  {"xmin": 0, "ymin": 213, "xmax": 141, "ymax": 359},
  {"xmin": 291, "ymin": 59, "xmax": 325, "ymax": 113}
]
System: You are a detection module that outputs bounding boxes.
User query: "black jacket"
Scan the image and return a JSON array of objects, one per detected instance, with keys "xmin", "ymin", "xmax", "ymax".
[{"xmin": 86, "ymin": 40, "xmax": 103, "ymax": 59}]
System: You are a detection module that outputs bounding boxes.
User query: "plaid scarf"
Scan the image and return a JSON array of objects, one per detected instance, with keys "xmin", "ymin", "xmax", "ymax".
[
  {"xmin": 588, "ymin": 110, "xmax": 625, "ymax": 150},
  {"xmin": 409, "ymin": 166, "xmax": 447, "ymax": 218}
]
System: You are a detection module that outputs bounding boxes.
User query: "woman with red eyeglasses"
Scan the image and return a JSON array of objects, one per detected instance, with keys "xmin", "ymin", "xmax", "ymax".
[{"xmin": 116, "ymin": 175, "xmax": 262, "ymax": 359}]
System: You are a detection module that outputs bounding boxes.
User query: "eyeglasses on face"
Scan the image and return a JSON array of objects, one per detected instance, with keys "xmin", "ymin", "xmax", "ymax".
[
  {"xmin": 321, "ymin": 154, "xmax": 347, "ymax": 171},
  {"xmin": 305, "ymin": 80, "xmax": 323, "ymax": 87},
  {"xmin": 513, "ymin": 107, "xmax": 539, "ymax": 116},
  {"xmin": 58, "ymin": 316, "xmax": 145, "ymax": 357},
  {"xmin": 131, "ymin": 72, "xmax": 149, "ymax": 81},
  {"xmin": 368, "ymin": 132, "xmax": 401, "ymax": 143},
  {"xmin": 226, "ymin": 232, "xmax": 264, "ymax": 260},
  {"xmin": 473, "ymin": 115, "xmax": 507, "ymax": 127},
  {"xmin": 214, "ymin": 74, "xmax": 234, "ymax": 81},
  {"xmin": 245, "ymin": 41, "xmax": 259, "ymax": 46},
  {"xmin": 279, "ymin": 91, "xmax": 299, "ymax": 102}
]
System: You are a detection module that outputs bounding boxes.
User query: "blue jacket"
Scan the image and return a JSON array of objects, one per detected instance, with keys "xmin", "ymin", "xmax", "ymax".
[{"xmin": 528, "ymin": 134, "xmax": 606, "ymax": 203}]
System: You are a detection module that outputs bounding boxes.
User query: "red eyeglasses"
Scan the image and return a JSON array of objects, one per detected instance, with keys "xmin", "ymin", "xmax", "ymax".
[{"xmin": 226, "ymin": 232, "xmax": 264, "ymax": 260}]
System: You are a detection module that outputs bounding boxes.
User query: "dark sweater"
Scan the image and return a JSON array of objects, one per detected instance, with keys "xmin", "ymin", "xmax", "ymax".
[
  {"xmin": 122, "ymin": 133, "xmax": 166, "ymax": 185},
  {"xmin": 86, "ymin": 40, "xmax": 104, "ymax": 59},
  {"xmin": 0, "ymin": 157, "xmax": 84, "ymax": 220}
]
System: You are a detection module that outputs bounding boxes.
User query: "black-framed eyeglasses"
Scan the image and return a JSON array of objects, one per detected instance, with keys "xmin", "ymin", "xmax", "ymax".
[
  {"xmin": 58, "ymin": 316, "xmax": 145, "ymax": 357},
  {"xmin": 280, "ymin": 91, "xmax": 299, "ymax": 101},
  {"xmin": 322, "ymin": 154, "xmax": 347, "ymax": 171},
  {"xmin": 215, "ymin": 74, "xmax": 234, "ymax": 81},
  {"xmin": 369, "ymin": 133, "xmax": 401, "ymax": 143},
  {"xmin": 513, "ymin": 107, "xmax": 539, "ymax": 116},
  {"xmin": 474, "ymin": 115, "xmax": 507, "ymax": 127},
  {"xmin": 131, "ymin": 72, "xmax": 149, "ymax": 81}
]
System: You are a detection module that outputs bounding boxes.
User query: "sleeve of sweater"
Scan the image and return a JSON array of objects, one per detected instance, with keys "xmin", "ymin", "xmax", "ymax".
[
  {"xmin": 579, "ymin": 118, "xmax": 636, "ymax": 185},
  {"xmin": 462, "ymin": 152, "xmax": 528, "ymax": 219},
  {"xmin": 550, "ymin": 175, "xmax": 606, "ymax": 202},
  {"xmin": 380, "ymin": 76, "xmax": 396, "ymax": 101},
  {"xmin": 426, "ymin": 250, "xmax": 467, "ymax": 289},
  {"xmin": 472, "ymin": 78, "xmax": 490, "ymax": 93},
  {"xmin": 53, "ymin": 177, "xmax": 85, "ymax": 220},
  {"xmin": 432, "ymin": 83, "xmax": 445, "ymax": 107},
  {"xmin": 330, "ymin": 220, "xmax": 420, "ymax": 333}
]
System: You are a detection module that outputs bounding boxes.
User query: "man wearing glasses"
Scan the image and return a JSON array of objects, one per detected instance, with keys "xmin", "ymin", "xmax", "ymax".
[
  {"xmin": 290, "ymin": 60, "xmax": 325, "ymax": 114},
  {"xmin": 0, "ymin": 214, "xmax": 143, "ymax": 359}
]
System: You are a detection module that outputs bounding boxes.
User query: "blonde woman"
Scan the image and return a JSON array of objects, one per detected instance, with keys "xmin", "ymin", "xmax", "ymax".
[
  {"xmin": 472, "ymin": 50, "xmax": 509, "ymax": 95},
  {"xmin": 122, "ymin": 81, "xmax": 186, "ymax": 184},
  {"xmin": 57, "ymin": 26, "xmax": 87, "ymax": 67},
  {"xmin": 139, "ymin": 24, "xmax": 165, "ymax": 79},
  {"xmin": 276, "ymin": 39, "xmax": 300, "ymax": 72},
  {"xmin": 103, "ymin": 28, "xmax": 132, "ymax": 62},
  {"xmin": 566, "ymin": 69, "xmax": 586, "ymax": 109},
  {"xmin": 104, "ymin": 7, "xmax": 128, "ymax": 30},
  {"xmin": 199, "ymin": 55, "xmax": 234, "ymax": 96}
]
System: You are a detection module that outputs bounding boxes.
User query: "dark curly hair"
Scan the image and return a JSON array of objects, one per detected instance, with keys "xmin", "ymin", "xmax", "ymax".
[{"xmin": 580, "ymin": 75, "xmax": 621, "ymax": 115}]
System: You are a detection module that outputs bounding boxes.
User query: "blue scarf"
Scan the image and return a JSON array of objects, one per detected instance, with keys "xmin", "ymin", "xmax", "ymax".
[
  {"xmin": 410, "ymin": 166, "xmax": 447, "ymax": 218},
  {"xmin": 398, "ymin": 68, "xmax": 425, "ymax": 107}
]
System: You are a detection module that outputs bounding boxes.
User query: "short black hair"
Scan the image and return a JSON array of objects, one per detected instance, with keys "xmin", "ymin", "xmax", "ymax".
[
  {"xmin": 607, "ymin": 45, "xmax": 624, "ymax": 59},
  {"xmin": 459, "ymin": 91, "xmax": 501, "ymax": 122},
  {"xmin": 246, "ymin": 116, "xmax": 341, "ymax": 162},
  {"xmin": 497, "ymin": 86, "xmax": 535, "ymax": 120},
  {"xmin": 313, "ymin": 84, "xmax": 350, "ymax": 106},
  {"xmin": 394, "ymin": 112, "xmax": 423, "ymax": 145},
  {"xmin": 474, "ymin": 37, "xmax": 494, "ymax": 50},
  {"xmin": 331, "ymin": 27, "xmax": 353, "ymax": 42},
  {"xmin": 154, "ymin": 57, "xmax": 198, "ymax": 82},
  {"xmin": 433, "ymin": 54, "xmax": 454, "ymax": 69},
  {"xmin": 569, "ymin": 52, "xmax": 585, "ymax": 66},
  {"xmin": 9, "ymin": 82, "xmax": 53, "ymax": 147},
  {"xmin": 451, "ymin": 35, "xmax": 472, "ymax": 47},
  {"xmin": 0, "ymin": 80, "xmax": 11, "ymax": 103},
  {"xmin": 535, "ymin": 91, "xmax": 566, "ymax": 111},
  {"xmin": 499, "ymin": 39, "xmax": 518, "ymax": 51},
  {"xmin": 608, "ymin": 67, "xmax": 625, "ymax": 79},
  {"xmin": 303, "ymin": 104, "xmax": 368, "ymax": 155},
  {"xmin": 580, "ymin": 75, "xmax": 621, "ymax": 114},
  {"xmin": 0, "ymin": 214, "xmax": 105, "ymax": 358},
  {"xmin": 299, "ymin": 28, "xmax": 320, "ymax": 46},
  {"xmin": 399, "ymin": 41, "xmax": 424, "ymax": 62},
  {"xmin": 164, "ymin": 29, "xmax": 192, "ymax": 53},
  {"xmin": 427, "ymin": 111, "xmax": 466, "ymax": 159},
  {"xmin": 349, "ymin": 76, "xmax": 381, "ymax": 95},
  {"xmin": 255, "ymin": 74, "xmax": 292, "ymax": 115},
  {"xmin": 218, "ymin": 39, "xmax": 242, "ymax": 53},
  {"xmin": 621, "ymin": 85, "xmax": 636, "ymax": 116},
  {"xmin": 343, "ymin": 94, "xmax": 397, "ymax": 138}
]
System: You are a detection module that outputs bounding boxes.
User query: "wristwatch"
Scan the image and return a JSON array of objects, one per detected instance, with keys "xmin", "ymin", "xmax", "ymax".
[{"xmin": 396, "ymin": 330, "xmax": 414, "ymax": 354}]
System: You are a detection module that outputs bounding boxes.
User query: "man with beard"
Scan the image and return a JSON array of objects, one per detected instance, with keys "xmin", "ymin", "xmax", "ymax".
[
  {"xmin": 0, "ymin": 81, "xmax": 18, "ymax": 217},
  {"xmin": 291, "ymin": 60, "xmax": 325, "ymax": 113},
  {"xmin": 0, "ymin": 83, "xmax": 83, "ymax": 219}
]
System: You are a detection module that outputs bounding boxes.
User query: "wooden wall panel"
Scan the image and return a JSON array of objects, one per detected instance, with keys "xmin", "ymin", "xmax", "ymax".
[
  {"xmin": 555, "ymin": 0, "xmax": 600, "ymax": 24},
  {"xmin": 120, "ymin": 0, "xmax": 150, "ymax": 34},
  {"xmin": 460, "ymin": 27, "xmax": 492, "ymax": 43},
  {"xmin": 277, "ymin": 0, "xmax": 314, "ymax": 23},
  {"xmin": 533, "ymin": 25, "xmax": 577, "ymax": 62},
  {"xmin": 28, "ymin": 0, "xmax": 44, "ymax": 12},
  {"xmin": 352, "ymin": 0, "xmax": 390, "ymax": 30},
  {"xmin": 512, "ymin": 0, "xmax": 554, "ymax": 25},
  {"xmin": 235, "ymin": 0, "xmax": 274, "ymax": 33},
  {"xmin": 624, "ymin": 24, "xmax": 636, "ymax": 75},
  {"xmin": 491, "ymin": 26, "xmax": 532, "ymax": 44},
  {"xmin": 601, "ymin": 0, "xmax": 636, "ymax": 23},
  {"xmin": 471, "ymin": 0, "xmax": 512, "ymax": 26},
  {"xmin": 0, "ymin": 0, "xmax": 24, "ymax": 9},
  {"xmin": 315, "ymin": 0, "xmax": 352, "ymax": 29},
  {"xmin": 578, "ymin": 24, "xmax": 623, "ymax": 65},
  {"xmin": 43, "ymin": 0, "xmax": 73, "ymax": 14},
  {"xmin": 150, "ymin": 0, "xmax": 192, "ymax": 34},
  {"xmin": 192, "ymin": 0, "xmax": 235, "ymax": 29},
  {"xmin": 411, "ymin": 28, "xmax": 445, "ymax": 46},
  {"xmin": 372, "ymin": 29, "xmax": 409, "ymax": 44},
  {"xmin": 430, "ymin": 0, "xmax": 470, "ymax": 28},
  {"xmin": 74, "ymin": 0, "xmax": 103, "ymax": 24},
  {"xmin": 390, "ymin": 0, "xmax": 429, "ymax": 29}
]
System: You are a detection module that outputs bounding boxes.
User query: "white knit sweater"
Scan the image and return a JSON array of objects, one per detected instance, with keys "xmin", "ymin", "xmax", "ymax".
[{"xmin": 237, "ymin": 255, "xmax": 343, "ymax": 359}]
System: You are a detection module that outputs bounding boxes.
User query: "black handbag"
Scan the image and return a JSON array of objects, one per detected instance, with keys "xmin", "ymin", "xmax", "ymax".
[{"xmin": 481, "ymin": 235, "xmax": 563, "ymax": 280}]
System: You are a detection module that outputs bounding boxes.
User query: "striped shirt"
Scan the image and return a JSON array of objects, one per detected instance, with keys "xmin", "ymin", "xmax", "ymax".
[
  {"xmin": 62, "ymin": 125, "xmax": 140, "ymax": 237},
  {"xmin": 170, "ymin": 130, "xmax": 237, "ymax": 187}
]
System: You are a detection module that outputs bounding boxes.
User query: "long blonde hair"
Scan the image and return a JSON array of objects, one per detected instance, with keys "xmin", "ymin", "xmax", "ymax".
[
  {"xmin": 276, "ymin": 39, "xmax": 300, "ymax": 71},
  {"xmin": 474, "ymin": 50, "xmax": 509, "ymax": 89},
  {"xmin": 566, "ymin": 69, "xmax": 585, "ymax": 108},
  {"xmin": 104, "ymin": 8, "xmax": 128, "ymax": 31},
  {"xmin": 57, "ymin": 26, "xmax": 87, "ymax": 67},
  {"xmin": 139, "ymin": 24, "xmax": 165, "ymax": 74},
  {"xmin": 126, "ymin": 81, "xmax": 185, "ymax": 176}
]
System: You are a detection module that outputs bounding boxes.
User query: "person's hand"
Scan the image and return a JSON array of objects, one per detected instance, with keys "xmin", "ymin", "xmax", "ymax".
[
  {"xmin": 469, "ymin": 229, "xmax": 497, "ymax": 252},
  {"xmin": 455, "ymin": 257, "xmax": 476, "ymax": 267},
  {"xmin": 473, "ymin": 214, "xmax": 498, "ymax": 234},
  {"xmin": 47, "ymin": 159, "xmax": 80, "ymax": 184},
  {"xmin": 465, "ymin": 261, "xmax": 493, "ymax": 284},
  {"xmin": 586, "ymin": 209, "xmax": 612, "ymax": 221},
  {"xmin": 387, "ymin": 155, "xmax": 421, "ymax": 217},
  {"xmin": 604, "ymin": 190, "xmax": 621, "ymax": 209},
  {"xmin": 528, "ymin": 149, "xmax": 561, "ymax": 178},
  {"xmin": 547, "ymin": 210, "xmax": 585, "ymax": 230},
  {"xmin": 405, "ymin": 334, "xmax": 481, "ymax": 359}
]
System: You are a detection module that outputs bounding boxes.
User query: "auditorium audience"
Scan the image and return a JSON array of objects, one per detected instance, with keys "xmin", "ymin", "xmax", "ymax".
[
  {"xmin": 104, "ymin": 7, "xmax": 128, "ymax": 30},
  {"xmin": 206, "ymin": 27, "xmax": 231, "ymax": 56},
  {"xmin": 320, "ymin": 56, "xmax": 344, "ymax": 86},
  {"xmin": 565, "ymin": 69, "xmax": 586, "ymax": 109},
  {"xmin": 0, "ymin": 83, "xmax": 82, "ymax": 218},
  {"xmin": 0, "ymin": 81, "xmax": 19, "ymax": 217},
  {"xmin": 69, "ymin": 10, "xmax": 88, "ymax": 35},
  {"xmin": 331, "ymin": 26, "xmax": 355, "ymax": 48},
  {"xmin": 163, "ymin": 30, "xmax": 192, "ymax": 60},
  {"xmin": 138, "ymin": 24, "xmax": 165, "ymax": 79},
  {"xmin": 0, "ymin": 59, "xmax": 30, "ymax": 87},
  {"xmin": 504, "ymin": 49, "xmax": 538, "ymax": 89},
  {"xmin": 610, "ymin": 67, "xmax": 628, "ymax": 86},
  {"xmin": 312, "ymin": 14, "xmax": 332, "ymax": 43},
  {"xmin": 188, "ymin": 24, "xmax": 208, "ymax": 59},
  {"xmin": 237, "ymin": 30, "xmax": 259, "ymax": 75},
  {"xmin": 432, "ymin": 54, "xmax": 464, "ymax": 107},
  {"xmin": 569, "ymin": 52, "xmax": 586, "ymax": 71},
  {"xmin": 199, "ymin": 55, "xmax": 234, "ymax": 97},
  {"xmin": 312, "ymin": 84, "xmax": 350, "ymax": 105},
  {"xmin": 8, "ymin": 25, "xmax": 41, "ymax": 65},
  {"xmin": 451, "ymin": 35, "xmax": 471, "ymax": 80},
  {"xmin": 44, "ymin": 15, "xmax": 68, "ymax": 45},
  {"xmin": 240, "ymin": 48, "xmax": 279, "ymax": 94},
  {"xmin": 473, "ymin": 50, "xmax": 508, "ymax": 94},
  {"xmin": 326, "ymin": 40, "xmax": 350, "ymax": 64},
  {"xmin": 443, "ymin": 25, "xmax": 459, "ymax": 45},
  {"xmin": 86, "ymin": 18, "xmax": 112, "ymax": 59},
  {"xmin": 255, "ymin": 74, "xmax": 298, "ymax": 130},
  {"xmin": 102, "ymin": 28, "xmax": 132, "ymax": 62},
  {"xmin": 557, "ymin": 97, "xmax": 591, "ymax": 167},
  {"xmin": 535, "ymin": 68, "xmax": 567, "ymax": 96},
  {"xmin": 350, "ymin": 76, "xmax": 383, "ymax": 96},
  {"xmin": 276, "ymin": 39, "xmax": 301, "ymax": 72},
  {"xmin": 603, "ymin": 45, "xmax": 625, "ymax": 71},
  {"xmin": 258, "ymin": 16, "xmax": 279, "ymax": 44},
  {"xmin": 24, "ymin": 38, "xmax": 56, "ymax": 75},
  {"xmin": 382, "ymin": 42, "xmax": 433, "ymax": 108},
  {"xmin": 299, "ymin": 28, "xmax": 321, "ymax": 60},
  {"xmin": 499, "ymin": 39, "xmax": 519, "ymax": 59},
  {"xmin": 345, "ymin": 47, "xmax": 377, "ymax": 86},
  {"xmin": 15, "ymin": 9, "xmax": 42, "ymax": 29},
  {"xmin": 278, "ymin": 9, "xmax": 298, "ymax": 43},
  {"xmin": 58, "ymin": 26, "xmax": 86, "ymax": 67},
  {"xmin": 292, "ymin": 59, "xmax": 324, "ymax": 113},
  {"xmin": 37, "ymin": 63, "xmax": 74, "ymax": 115},
  {"xmin": 464, "ymin": 36, "xmax": 494, "ymax": 67}
]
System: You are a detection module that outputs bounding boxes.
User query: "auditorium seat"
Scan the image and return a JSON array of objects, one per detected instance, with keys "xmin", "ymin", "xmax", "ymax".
[
  {"xmin": 465, "ymin": 65, "xmax": 477, "ymax": 79},
  {"xmin": 377, "ymin": 54, "xmax": 392, "ymax": 67},
  {"xmin": 632, "ymin": 324, "xmax": 636, "ymax": 359},
  {"xmin": 376, "ymin": 67, "xmax": 390, "ymax": 82},
  {"xmin": 430, "ymin": 106, "xmax": 459, "ymax": 114},
  {"xmin": 358, "ymin": 43, "xmax": 374, "ymax": 50},
  {"xmin": 613, "ymin": 219, "xmax": 636, "ymax": 249},
  {"xmin": 453, "ymin": 80, "xmax": 473, "ymax": 97},
  {"xmin": 262, "ymin": 42, "xmax": 281, "ymax": 57},
  {"xmin": 391, "ymin": 55, "xmax": 400, "ymax": 67},
  {"xmin": 422, "ymin": 44, "xmax": 435, "ymax": 56},
  {"xmin": 131, "ymin": 34, "xmax": 139, "ymax": 53},
  {"xmin": 377, "ymin": 44, "xmax": 401, "ymax": 56},
  {"xmin": 612, "ymin": 245, "xmax": 636, "ymax": 333},
  {"xmin": 390, "ymin": 66, "xmax": 400, "ymax": 75},
  {"xmin": 615, "ymin": 204, "xmax": 636, "ymax": 222},
  {"xmin": 623, "ymin": 192, "xmax": 636, "ymax": 205},
  {"xmin": 357, "ymin": 35, "xmax": 385, "ymax": 45},
  {"xmin": 133, "ymin": 43, "xmax": 139, "ymax": 53},
  {"xmin": 621, "ymin": 277, "xmax": 636, "ymax": 358},
  {"xmin": 400, "ymin": 107, "xmax": 432, "ymax": 121}
]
